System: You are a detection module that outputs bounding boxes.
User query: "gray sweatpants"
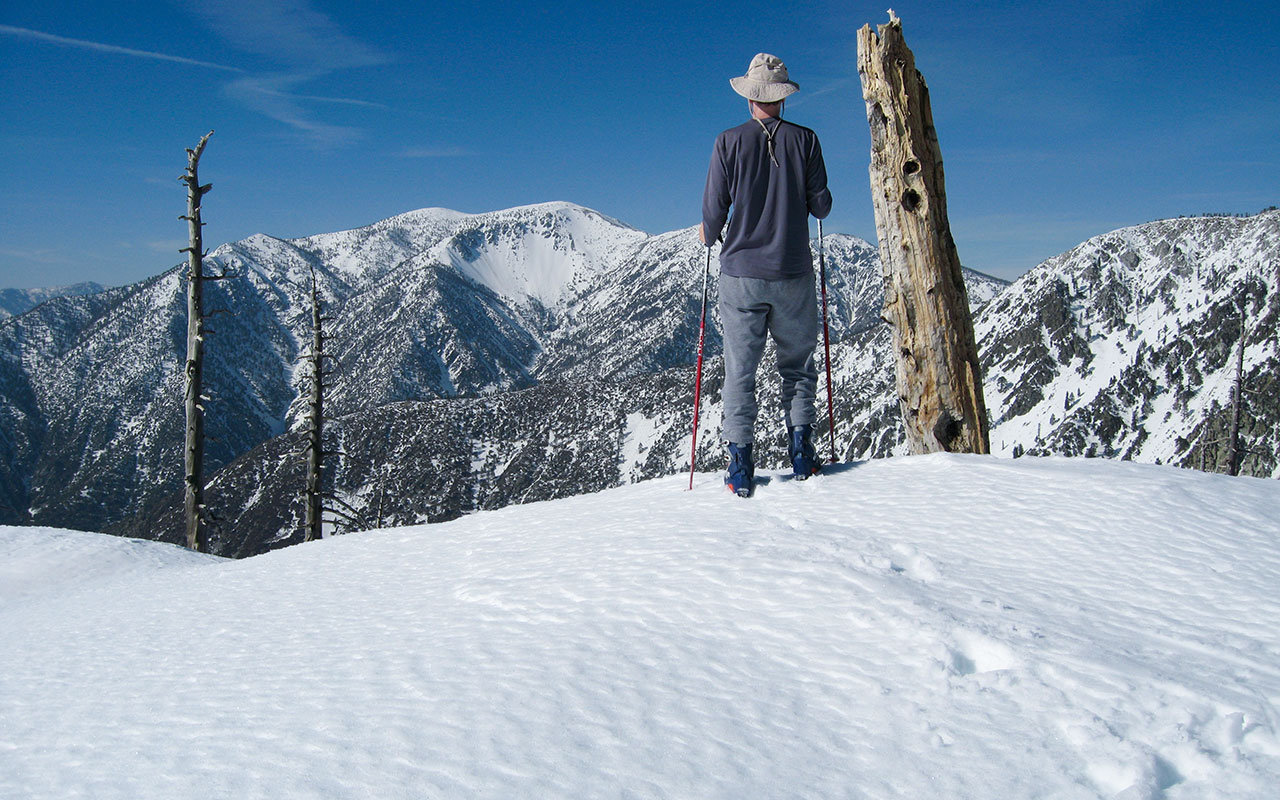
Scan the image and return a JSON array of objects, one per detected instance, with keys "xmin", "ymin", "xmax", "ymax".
[{"xmin": 718, "ymin": 272, "xmax": 819, "ymax": 445}]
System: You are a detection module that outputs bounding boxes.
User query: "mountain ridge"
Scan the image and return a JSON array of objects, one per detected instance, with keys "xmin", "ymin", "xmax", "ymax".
[
  {"xmin": 0, "ymin": 202, "xmax": 909, "ymax": 533},
  {"xmin": 4, "ymin": 205, "xmax": 1278, "ymax": 551},
  {"xmin": 0, "ymin": 282, "xmax": 108, "ymax": 321}
]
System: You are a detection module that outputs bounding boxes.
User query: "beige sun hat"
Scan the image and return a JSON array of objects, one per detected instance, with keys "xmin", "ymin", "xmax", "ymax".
[{"xmin": 729, "ymin": 53, "xmax": 799, "ymax": 102}]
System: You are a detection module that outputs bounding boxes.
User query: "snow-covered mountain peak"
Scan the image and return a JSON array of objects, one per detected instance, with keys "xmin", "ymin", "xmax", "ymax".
[
  {"xmin": 817, "ymin": 230, "xmax": 876, "ymax": 252},
  {"xmin": 471, "ymin": 199, "xmax": 638, "ymax": 230},
  {"xmin": 423, "ymin": 202, "xmax": 649, "ymax": 307},
  {"xmin": 277, "ymin": 208, "xmax": 469, "ymax": 280},
  {"xmin": 213, "ymin": 234, "xmax": 315, "ymax": 289},
  {"xmin": 222, "ymin": 201, "xmax": 650, "ymax": 306},
  {"xmin": 1013, "ymin": 211, "xmax": 1277, "ymax": 292}
]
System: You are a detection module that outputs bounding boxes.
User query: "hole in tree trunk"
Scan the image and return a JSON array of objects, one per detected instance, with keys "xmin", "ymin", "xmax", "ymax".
[
  {"xmin": 870, "ymin": 103, "xmax": 889, "ymax": 150},
  {"xmin": 933, "ymin": 411, "xmax": 962, "ymax": 449},
  {"xmin": 903, "ymin": 159, "xmax": 919, "ymax": 176},
  {"xmin": 902, "ymin": 189, "xmax": 921, "ymax": 212}
]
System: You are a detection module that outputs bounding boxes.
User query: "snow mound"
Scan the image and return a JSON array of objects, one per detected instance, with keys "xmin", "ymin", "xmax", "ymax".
[
  {"xmin": 0, "ymin": 526, "xmax": 216, "ymax": 610},
  {"xmin": 2, "ymin": 455, "xmax": 1278, "ymax": 798}
]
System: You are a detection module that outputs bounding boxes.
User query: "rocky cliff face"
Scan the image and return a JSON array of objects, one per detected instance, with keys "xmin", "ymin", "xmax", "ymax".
[{"xmin": 978, "ymin": 211, "xmax": 1279, "ymax": 476}]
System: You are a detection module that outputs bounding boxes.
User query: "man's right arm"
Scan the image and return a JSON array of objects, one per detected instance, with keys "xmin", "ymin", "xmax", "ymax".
[
  {"xmin": 701, "ymin": 135, "xmax": 731, "ymax": 247},
  {"xmin": 806, "ymin": 136, "xmax": 833, "ymax": 220}
]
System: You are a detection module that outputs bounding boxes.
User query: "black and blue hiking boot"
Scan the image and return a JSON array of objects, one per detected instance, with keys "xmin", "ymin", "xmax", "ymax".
[
  {"xmin": 725, "ymin": 442, "xmax": 754, "ymax": 497},
  {"xmin": 788, "ymin": 424, "xmax": 821, "ymax": 480}
]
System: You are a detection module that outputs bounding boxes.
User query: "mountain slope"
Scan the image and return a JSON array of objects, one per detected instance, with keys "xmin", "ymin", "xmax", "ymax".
[
  {"xmin": 156, "ymin": 210, "xmax": 1274, "ymax": 556},
  {"xmin": 8, "ymin": 206, "xmax": 1280, "ymax": 547},
  {"xmin": 4, "ymin": 456, "xmax": 1279, "ymax": 799},
  {"xmin": 108, "ymin": 238, "xmax": 1003, "ymax": 557},
  {"xmin": 979, "ymin": 211, "xmax": 1280, "ymax": 475},
  {"xmin": 0, "ymin": 203, "xmax": 925, "ymax": 532}
]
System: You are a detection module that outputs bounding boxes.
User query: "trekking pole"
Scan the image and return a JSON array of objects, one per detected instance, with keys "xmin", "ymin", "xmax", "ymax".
[
  {"xmin": 688, "ymin": 245, "xmax": 712, "ymax": 490},
  {"xmin": 818, "ymin": 219, "xmax": 838, "ymax": 463}
]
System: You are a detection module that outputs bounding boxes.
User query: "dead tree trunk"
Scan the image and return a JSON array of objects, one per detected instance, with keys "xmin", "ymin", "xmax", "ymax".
[
  {"xmin": 1226, "ymin": 292, "xmax": 1247, "ymax": 477},
  {"xmin": 180, "ymin": 131, "xmax": 214, "ymax": 552},
  {"xmin": 299, "ymin": 268, "xmax": 368, "ymax": 539},
  {"xmin": 304, "ymin": 268, "xmax": 326, "ymax": 542},
  {"xmin": 857, "ymin": 13, "xmax": 990, "ymax": 455}
]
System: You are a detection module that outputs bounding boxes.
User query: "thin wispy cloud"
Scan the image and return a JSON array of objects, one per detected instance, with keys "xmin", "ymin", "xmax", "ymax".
[
  {"xmin": 5, "ymin": 6, "xmax": 390, "ymax": 149},
  {"xmin": 184, "ymin": 0, "xmax": 387, "ymax": 72},
  {"xmin": 146, "ymin": 240, "xmax": 190, "ymax": 254},
  {"xmin": 237, "ymin": 82, "xmax": 390, "ymax": 111},
  {"xmin": 183, "ymin": 0, "xmax": 392, "ymax": 147},
  {"xmin": 400, "ymin": 147, "xmax": 472, "ymax": 159},
  {"xmin": 225, "ymin": 73, "xmax": 370, "ymax": 148},
  {"xmin": 0, "ymin": 24, "xmax": 243, "ymax": 73},
  {"xmin": 0, "ymin": 246, "xmax": 73, "ymax": 266},
  {"xmin": 799, "ymin": 77, "xmax": 855, "ymax": 101}
]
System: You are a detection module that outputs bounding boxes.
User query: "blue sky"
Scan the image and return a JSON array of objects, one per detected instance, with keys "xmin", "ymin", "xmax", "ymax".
[{"xmin": 1, "ymin": 0, "xmax": 1277, "ymax": 289}]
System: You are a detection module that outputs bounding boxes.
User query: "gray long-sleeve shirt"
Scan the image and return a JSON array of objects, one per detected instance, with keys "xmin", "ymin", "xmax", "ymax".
[{"xmin": 702, "ymin": 116, "xmax": 832, "ymax": 280}]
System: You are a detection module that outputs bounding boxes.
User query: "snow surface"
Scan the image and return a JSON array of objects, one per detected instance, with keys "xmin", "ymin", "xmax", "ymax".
[{"xmin": 2, "ymin": 455, "xmax": 1278, "ymax": 799}]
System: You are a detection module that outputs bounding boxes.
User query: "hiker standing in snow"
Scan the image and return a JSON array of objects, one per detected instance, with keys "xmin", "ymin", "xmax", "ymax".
[{"xmin": 701, "ymin": 52, "xmax": 832, "ymax": 497}]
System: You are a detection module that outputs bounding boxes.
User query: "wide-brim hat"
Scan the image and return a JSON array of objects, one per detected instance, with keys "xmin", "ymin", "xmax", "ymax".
[{"xmin": 730, "ymin": 52, "xmax": 799, "ymax": 102}]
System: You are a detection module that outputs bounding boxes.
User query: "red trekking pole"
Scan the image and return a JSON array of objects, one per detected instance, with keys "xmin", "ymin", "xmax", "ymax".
[
  {"xmin": 688, "ymin": 245, "xmax": 712, "ymax": 490},
  {"xmin": 818, "ymin": 219, "xmax": 838, "ymax": 463}
]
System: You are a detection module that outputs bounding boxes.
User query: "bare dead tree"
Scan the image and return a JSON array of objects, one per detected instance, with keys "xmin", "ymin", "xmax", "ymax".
[
  {"xmin": 323, "ymin": 493, "xmax": 369, "ymax": 534},
  {"xmin": 1195, "ymin": 278, "xmax": 1270, "ymax": 476},
  {"xmin": 303, "ymin": 267, "xmax": 326, "ymax": 542},
  {"xmin": 180, "ymin": 131, "xmax": 214, "ymax": 552},
  {"xmin": 1226, "ymin": 292, "xmax": 1247, "ymax": 476},
  {"xmin": 300, "ymin": 266, "xmax": 368, "ymax": 541},
  {"xmin": 1226, "ymin": 277, "xmax": 1275, "ymax": 476},
  {"xmin": 178, "ymin": 131, "xmax": 237, "ymax": 552},
  {"xmin": 857, "ymin": 12, "xmax": 990, "ymax": 454},
  {"xmin": 374, "ymin": 465, "xmax": 390, "ymax": 529},
  {"xmin": 376, "ymin": 481, "xmax": 386, "ymax": 528}
]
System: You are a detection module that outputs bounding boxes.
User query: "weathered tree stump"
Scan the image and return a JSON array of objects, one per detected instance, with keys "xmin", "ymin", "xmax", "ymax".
[{"xmin": 857, "ymin": 12, "xmax": 990, "ymax": 455}]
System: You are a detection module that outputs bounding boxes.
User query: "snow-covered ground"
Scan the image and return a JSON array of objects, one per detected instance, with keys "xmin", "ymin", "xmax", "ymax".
[{"xmin": 2, "ymin": 455, "xmax": 1278, "ymax": 799}]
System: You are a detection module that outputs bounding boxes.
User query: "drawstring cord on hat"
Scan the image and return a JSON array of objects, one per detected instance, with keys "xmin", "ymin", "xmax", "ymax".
[{"xmin": 755, "ymin": 117, "xmax": 781, "ymax": 168}]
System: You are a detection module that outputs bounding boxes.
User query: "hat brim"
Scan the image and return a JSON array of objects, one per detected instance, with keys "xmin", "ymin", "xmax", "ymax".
[{"xmin": 730, "ymin": 76, "xmax": 799, "ymax": 102}]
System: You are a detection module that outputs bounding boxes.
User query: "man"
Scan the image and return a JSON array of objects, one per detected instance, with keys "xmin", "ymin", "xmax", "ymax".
[{"xmin": 701, "ymin": 52, "xmax": 833, "ymax": 497}]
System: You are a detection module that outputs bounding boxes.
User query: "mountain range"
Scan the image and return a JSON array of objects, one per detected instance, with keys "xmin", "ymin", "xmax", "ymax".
[
  {"xmin": 0, "ymin": 282, "xmax": 106, "ymax": 320},
  {"xmin": 1, "ymin": 203, "xmax": 1275, "ymax": 556}
]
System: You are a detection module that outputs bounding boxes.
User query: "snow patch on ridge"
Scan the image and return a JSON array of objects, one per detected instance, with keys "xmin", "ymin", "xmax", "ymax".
[{"xmin": 429, "ymin": 203, "xmax": 648, "ymax": 306}]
